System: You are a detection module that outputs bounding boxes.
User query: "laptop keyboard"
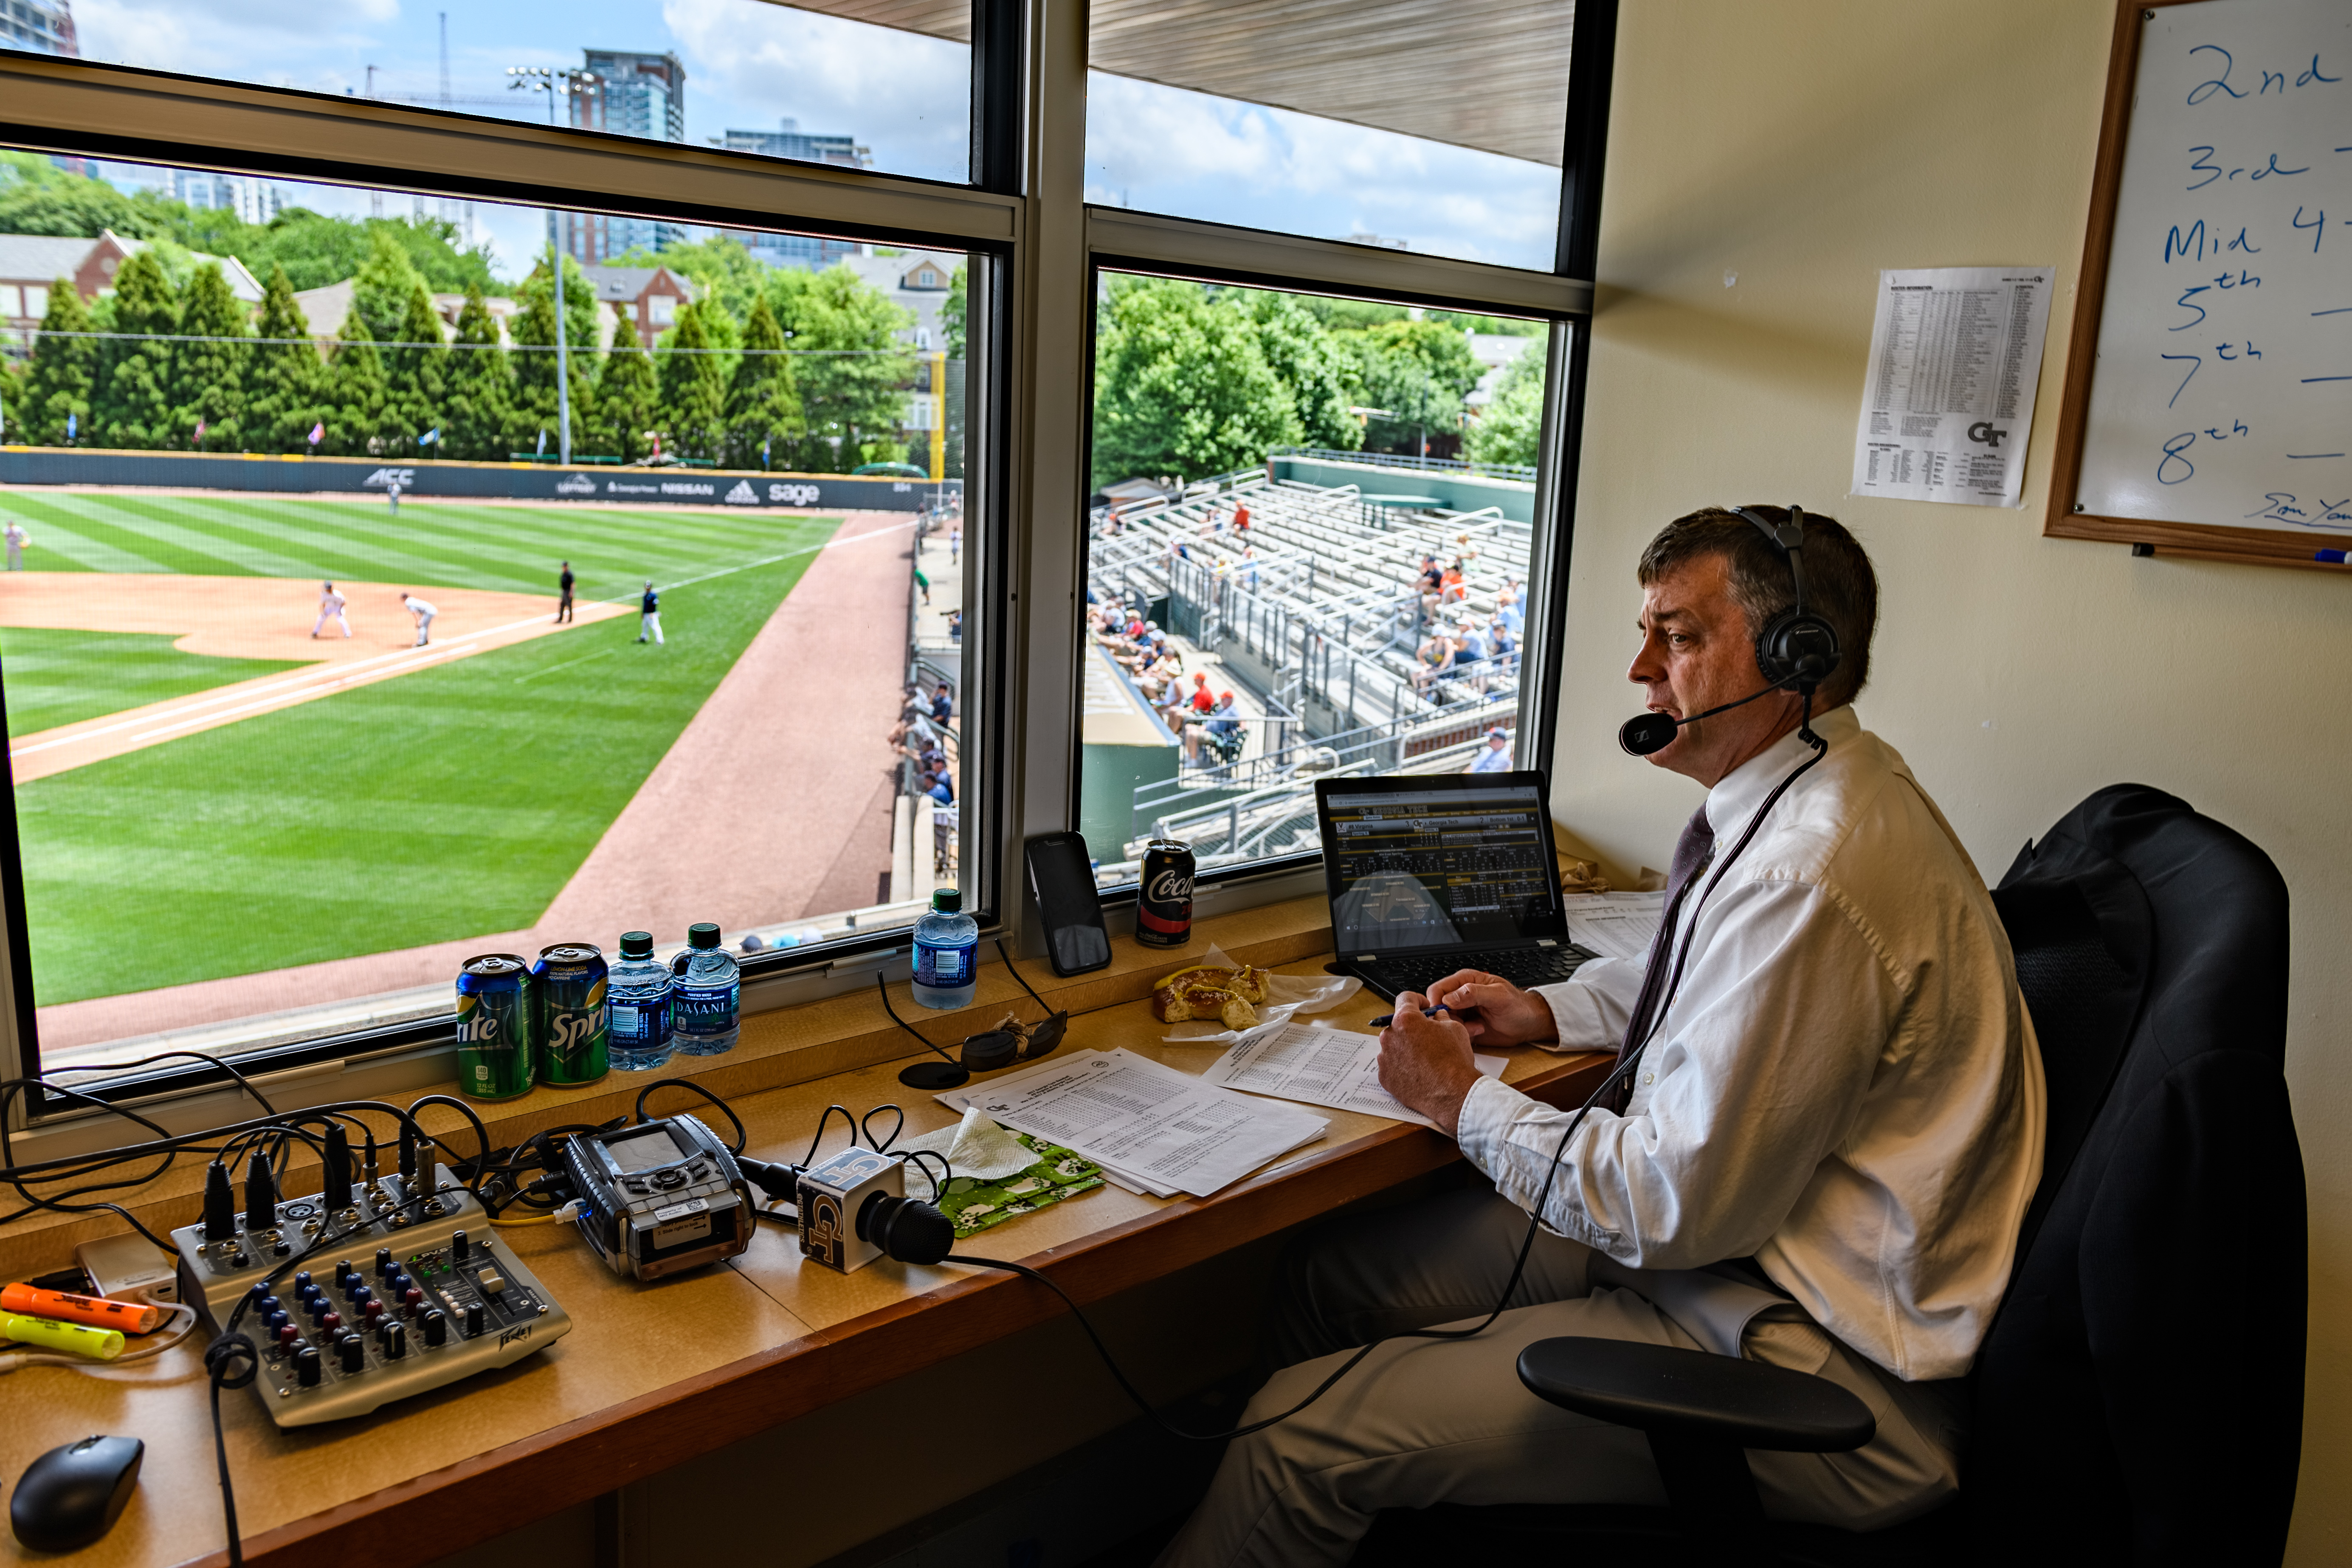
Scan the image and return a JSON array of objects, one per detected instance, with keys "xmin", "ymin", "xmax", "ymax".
[{"xmin": 1357, "ymin": 945, "xmax": 1595, "ymax": 999}]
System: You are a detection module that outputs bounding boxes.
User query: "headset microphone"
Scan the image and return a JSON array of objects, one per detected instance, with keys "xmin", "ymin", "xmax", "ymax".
[{"xmin": 1619, "ymin": 681, "xmax": 1788, "ymax": 756}]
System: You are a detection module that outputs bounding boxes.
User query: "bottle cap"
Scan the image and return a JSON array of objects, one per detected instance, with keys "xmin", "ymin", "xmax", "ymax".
[
  {"xmin": 688, "ymin": 922, "xmax": 721, "ymax": 950},
  {"xmin": 931, "ymin": 889, "xmax": 962, "ymax": 913},
  {"xmin": 619, "ymin": 931, "xmax": 653, "ymax": 959}
]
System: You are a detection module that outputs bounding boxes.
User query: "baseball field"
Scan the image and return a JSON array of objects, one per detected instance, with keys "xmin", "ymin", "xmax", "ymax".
[{"xmin": 0, "ymin": 490, "xmax": 913, "ymax": 1033}]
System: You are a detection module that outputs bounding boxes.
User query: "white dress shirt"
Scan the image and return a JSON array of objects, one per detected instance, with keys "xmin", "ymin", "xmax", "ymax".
[{"xmin": 1455, "ymin": 706, "xmax": 2045, "ymax": 1381}]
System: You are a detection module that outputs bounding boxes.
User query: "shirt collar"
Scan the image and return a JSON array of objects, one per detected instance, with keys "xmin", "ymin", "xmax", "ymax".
[{"xmin": 1703, "ymin": 704, "xmax": 1859, "ymax": 839}]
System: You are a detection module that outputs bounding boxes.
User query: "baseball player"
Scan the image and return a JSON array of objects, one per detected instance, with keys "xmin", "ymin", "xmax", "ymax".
[
  {"xmin": 556, "ymin": 560, "xmax": 575, "ymax": 624},
  {"xmin": 386, "ymin": 477, "xmax": 401, "ymax": 516},
  {"xmin": 637, "ymin": 580, "xmax": 663, "ymax": 645},
  {"xmin": 4, "ymin": 520, "xmax": 29, "ymax": 571},
  {"xmin": 400, "ymin": 591, "xmax": 437, "ymax": 647},
  {"xmin": 312, "ymin": 580, "xmax": 350, "ymax": 639}
]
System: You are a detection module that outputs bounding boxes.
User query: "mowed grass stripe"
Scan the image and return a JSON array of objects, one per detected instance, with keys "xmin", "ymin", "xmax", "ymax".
[
  {"xmin": 0, "ymin": 627, "xmax": 305, "ymax": 737},
  {"xmin": 1, "ymin": 496, "xmax": 180, "ymax": 574},
  {"xmin": 15, "ymin": 513, "xmax": 844, "ymax": 1002},
  {"xmin": 30, "ymin": 495, "xmax": 260, "ymax": 577},
  {"xmin": 82, "ymin": 495, "xmax": 361, "ymax": 581}
]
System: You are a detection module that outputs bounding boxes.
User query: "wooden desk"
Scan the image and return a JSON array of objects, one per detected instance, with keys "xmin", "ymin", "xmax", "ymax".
[{"xmin": 0, "ymin": 944, "xmax": 1610, "ymax": 1568}]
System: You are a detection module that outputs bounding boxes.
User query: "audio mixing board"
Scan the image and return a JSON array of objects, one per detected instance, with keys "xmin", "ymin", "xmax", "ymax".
[{"xmin": 171, "ymin": 1166, "xmax": 572, "ymax": 1427}]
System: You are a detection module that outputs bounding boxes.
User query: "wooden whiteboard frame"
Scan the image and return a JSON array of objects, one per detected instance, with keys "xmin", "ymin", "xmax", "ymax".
[{"xmin": 2045, "ymin": 0, "xmax": 2352, "ymax": 573}]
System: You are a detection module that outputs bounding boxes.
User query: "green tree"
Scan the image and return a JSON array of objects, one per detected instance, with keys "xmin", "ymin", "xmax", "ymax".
[
  {"xmin": 721, "ymin": 295, "xmax": 803, "ymax": 469},
  {"xmin": 624, "ymin": 234, "xmax": 767, "ymax": 327},
  {"xmin": 1090, "ymin": 277, "xmax": 1300, "ymax": 490},
  {"xmin": 327, "ymin": 312, "xmax": 391, "ymax": 456},
  {"xmin": 766, "ymin": 263, "xmax": 913, "ymax": 472},
  {"xmin": 93, "ymin": 248, "xmax": 179, "ymax": 450},
  {"xmin": 243, "ymin": 264, "xmax": 329, "ymax": 454},
  {"xmin": 942, "ymin": 261, "xmax": 967, "ymax": 362},
  {"xmin": 507, "ymin": 251, "xmax": 598, "ymax": 458},
  {"xmin": 1298, "ymin": 296, "xmax": 1409, "ymax": 332},
  {"xmin": 19, "ymin": 278, "xmax": 99, "ymax": 445},
  {"xmin": 388, "ymin": 279, "xmax": 449, "ymax": 453},
  {"xmin": 656, "ymin": 300, "xmax": 727, "ymax": 461},
  {"xmin": 234, "ymin": 211, "xmax": 498, "ymax": 296},
  {"xmin": 1463, "ymin": 343, "xmax": 1546, "ymax": 469},
  {"xmin": 594, "ymin": 315, "xmax": 658, "ymax": 463},
  {"xmin": 349, "ymin": 228, "xmax": 429, "ymax": 347},
  {"xmin": 1424, "ymin": 310, "xmax": 1541, "ymax": 336},
  {"xmin": 1348, "ymin": 320, "xmax": 1482, "ymax": 456},
  {"xmin": 1230, "ymin": 289, "xmax": 1360, "ymax": 451},
  {"xmin": 0, "ymin": 164, "xmax": 153, "ymax": 241},
  {"xmin": 169, "ymin": 262, "xmax": 250, "ymax": 450},
  {"xmin": 441, "ymin": 283, "xmax": 513, "ymax": 462}
]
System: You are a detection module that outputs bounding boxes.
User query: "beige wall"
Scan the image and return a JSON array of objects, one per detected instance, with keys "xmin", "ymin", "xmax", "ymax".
[{"xmin": 1560, "ymin": 1, "xmax": 2346, "ymax": 1556}]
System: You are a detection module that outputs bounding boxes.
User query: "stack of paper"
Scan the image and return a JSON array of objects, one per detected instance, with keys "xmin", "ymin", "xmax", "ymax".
[
  {"xmin": 1199, "ymin": 1022, "xmax": 1505, "ymax": 1128},
  {"xmin": 1563, "ymin": 891, "xmax": 1667, "ymax": 963},
  {"xmin": 939, "ymin": 1048, "xmax": 1328, "ymax": 1199}
]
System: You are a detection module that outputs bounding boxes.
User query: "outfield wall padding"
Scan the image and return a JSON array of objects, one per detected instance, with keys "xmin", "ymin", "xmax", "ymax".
[{"xmin": 0, "ymin": 448, "xmax": 960, "ymax": 512}]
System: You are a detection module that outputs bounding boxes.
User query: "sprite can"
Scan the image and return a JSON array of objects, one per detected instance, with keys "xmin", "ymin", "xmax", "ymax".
[
  {"xmin": 454, "ymin": 953, "xmax": 534, "ymax": 1101},
  {"xmin": 532, "ymin": 943, "xmax": 609, "ymax": 1087}
]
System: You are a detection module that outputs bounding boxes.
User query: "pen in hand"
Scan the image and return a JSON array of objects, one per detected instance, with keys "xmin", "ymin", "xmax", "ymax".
[{"xmin": 1369, "ymin": 1005, "xmax": 1475, "ymax": 1027}]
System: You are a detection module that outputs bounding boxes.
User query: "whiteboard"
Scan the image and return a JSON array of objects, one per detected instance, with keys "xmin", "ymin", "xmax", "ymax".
[{"xmin": 2076, "ymin": 0, "xmax": 2352, "ymax": 537}]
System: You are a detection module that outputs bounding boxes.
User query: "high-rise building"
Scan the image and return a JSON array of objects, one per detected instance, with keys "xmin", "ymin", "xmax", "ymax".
[
  {"xmin": 0, "ymin": 0, "xmax": 77, "ymax": 56},
  {"xmin": 169, "ymin": 170, "xmax": 285, "ymax": 227},
  {"xmin": 561, "ymin": 50, "xmax": 687, "ymax": 266},
  {"xmin": 721, "ymin": 119, "xmax": 872, "ymax": 170}
]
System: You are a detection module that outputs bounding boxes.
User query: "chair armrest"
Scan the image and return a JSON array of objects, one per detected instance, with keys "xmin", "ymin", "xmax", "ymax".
[{"xmin": 1516, "ymin": 1337, "xmax": 1874, "ymax": 1453}]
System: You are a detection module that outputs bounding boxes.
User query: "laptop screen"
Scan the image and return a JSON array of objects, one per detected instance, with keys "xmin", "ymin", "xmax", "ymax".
[{"xmin": 1317, "ymin": 773, "xmax": 1568, "ymax": 955}]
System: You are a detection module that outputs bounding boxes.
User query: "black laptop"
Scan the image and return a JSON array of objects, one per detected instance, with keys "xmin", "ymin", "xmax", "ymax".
[{"xmin": 1313, "ymin": 771, "xmax": 1595, "ymax": 1002}]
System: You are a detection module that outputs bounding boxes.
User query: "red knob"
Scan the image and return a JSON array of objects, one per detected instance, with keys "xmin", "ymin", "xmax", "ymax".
[
  {"xmin": 403, "ymin": 1286, "xmax": 425, "ymax": 1310},
  {"xmin": 278, "ymin": 1323, "xmax": 301, "ymax": 1349},
  {"xmin": 320, "ymin": 1311, "xmax": 342, "ymax": 1334},
  {"xmin": 363, "ymin": 1299, "xmax": 386, "ymax": 1324}
]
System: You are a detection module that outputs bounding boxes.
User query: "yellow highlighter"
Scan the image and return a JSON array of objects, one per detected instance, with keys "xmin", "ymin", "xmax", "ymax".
[{"xmin": 0, "ymin": 1311, "xmax": 126, "ymax": 1361}]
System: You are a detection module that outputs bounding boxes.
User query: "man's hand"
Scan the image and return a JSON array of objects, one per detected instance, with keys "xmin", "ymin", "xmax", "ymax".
[
  {"xmin": 1376, "ymin": 992, "xmax": 1484, "ymax": 1137},
  {"xmin": 1420, "ymin": 970, "xmax": 1558, "ymax": 1047}
]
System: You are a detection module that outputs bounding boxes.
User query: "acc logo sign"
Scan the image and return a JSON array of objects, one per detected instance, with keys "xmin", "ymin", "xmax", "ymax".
[
  {"xmin": 362, "ymin": 467, "xmax": 416, "ymax": 488},
  {"xmin": 768, "ymin": 482, "xmax": 821, "ymax": 505},
  {"xmin": 1966, "ymin": 422, "xmax": 2009, "ymax": 448}
]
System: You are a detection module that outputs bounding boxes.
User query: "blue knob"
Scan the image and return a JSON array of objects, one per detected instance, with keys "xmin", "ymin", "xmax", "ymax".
[
  {"xmin": 350, "ymin": 1284, "xmax": 374, "ymax": 1309},
  {"xmin": 293, "ymin": 1270, "xmax": 313, "ymax": 1291},
  {"xmin": 265, "ymin": 1308, "xmax": 289, "ymax": 1333}
]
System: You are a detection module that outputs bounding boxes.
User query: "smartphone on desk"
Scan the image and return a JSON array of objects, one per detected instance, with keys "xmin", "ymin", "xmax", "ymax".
[{"xmin": 1026, "ymin": 831, "xmax": 1111, "ymax": 976}]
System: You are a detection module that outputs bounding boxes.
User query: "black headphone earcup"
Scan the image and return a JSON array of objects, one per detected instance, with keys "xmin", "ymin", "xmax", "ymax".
[{"xmin": 1755, "ymin": 610, "xmax": 1840, "ymax": 693}]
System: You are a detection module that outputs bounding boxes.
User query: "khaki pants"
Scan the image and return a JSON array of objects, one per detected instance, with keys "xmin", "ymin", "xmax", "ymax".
[{"xmin": 1158, "ymin": 1187, "xmax": 1964, "ymax": 1568}]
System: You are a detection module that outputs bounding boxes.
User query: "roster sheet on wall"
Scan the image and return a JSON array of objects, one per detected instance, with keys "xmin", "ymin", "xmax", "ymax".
[{"xmin": 1850, "ymin": 266, "xmax": 2056, "ymax": 507}]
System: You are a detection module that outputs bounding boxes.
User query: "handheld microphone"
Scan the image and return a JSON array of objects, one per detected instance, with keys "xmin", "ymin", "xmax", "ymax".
[{"xmin": 1619, "ymin": 679, "xmax": 1792, "ymax": 756}]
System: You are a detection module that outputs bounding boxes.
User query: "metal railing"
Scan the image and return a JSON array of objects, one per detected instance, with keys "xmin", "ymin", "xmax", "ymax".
[{"xmin": 1268, "ymin": 446, "xmax": 1538, "ymax": 484}]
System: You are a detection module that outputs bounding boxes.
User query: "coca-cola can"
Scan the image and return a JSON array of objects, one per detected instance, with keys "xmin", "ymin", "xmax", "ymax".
[{"xmin": 1137, "ymin": 838, "xmax": 1195, "ymax": 947}]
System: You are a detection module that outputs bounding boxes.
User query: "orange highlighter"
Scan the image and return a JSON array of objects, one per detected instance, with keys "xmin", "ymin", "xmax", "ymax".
[{"xmin": 0, "ymin": 1282, "xmax": 163, "ymax": 1335}]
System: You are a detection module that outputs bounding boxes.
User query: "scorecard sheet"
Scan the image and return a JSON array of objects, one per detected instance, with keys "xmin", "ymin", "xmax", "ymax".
[{"xmin": 1200, "ymin": 1022, "xmax": 1504, "ymax": 1128}]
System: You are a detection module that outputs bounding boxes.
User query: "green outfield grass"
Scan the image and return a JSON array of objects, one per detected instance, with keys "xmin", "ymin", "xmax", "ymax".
[
  {"xmin": 0, "ymin": 628, "xmax": 305, "ymax": 737},
  {"xmin": 3, "ymin": 494, "xmax": 844, "ymax": 1005}
]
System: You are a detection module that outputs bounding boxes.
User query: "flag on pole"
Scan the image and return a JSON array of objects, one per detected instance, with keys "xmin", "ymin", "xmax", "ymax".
[
  {"xmin": 194, "ymin": 417, "xmax": 206, "ymax": 445},
  {"xmin": 421, "ymin": 428, "xmax": 440, "ymax": 447},
  {"xmin": 535, "ymin": 429, "xmax": 547, "ymax": 457},
  {"xmin": 761, "ymin": 435, "xmax": 771, "ymax": 470},
  {"xmin": 65, "ymin": 411, "xmax": 76, "ymax": 441},
  {"xmin": 307, "ymin": 422, "xmax": 325, "ymax": 447}
]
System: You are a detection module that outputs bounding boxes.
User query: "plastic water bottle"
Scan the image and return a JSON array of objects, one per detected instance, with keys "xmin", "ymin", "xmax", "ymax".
[
  {"xmin": 671, "ymin": 921, "xmax": 741, "ymax": 1056},
  {"xmin": 911, "ymin": 889, "xmax": 977, "ymax": 1009},
  {"xmin": 607, "ymin": 931, "xmax": 674, "ymax": 1072}
]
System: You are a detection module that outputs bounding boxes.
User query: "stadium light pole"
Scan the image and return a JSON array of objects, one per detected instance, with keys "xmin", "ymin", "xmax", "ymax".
[{"xmin": 507, "ymin": 66, "xmax": 601, "ymax": 465}]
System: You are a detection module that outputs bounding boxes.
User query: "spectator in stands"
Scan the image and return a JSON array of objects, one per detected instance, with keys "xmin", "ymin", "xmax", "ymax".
[
  {"xmin": 1415, "ymin": 627, "xmax": 1457, "ymax": 693},
  {"xmin": 1465, "ymin": 726, "xmax": 1515, "ymax": 773},
  {"xmin": 1187, "ymin": 672, "xmax": 1216, "ymax": 715},
  {"xmin": 949, "ymin": 608, "xmax": 963, "ymax": 643},
  {"xmin": 924, "ymin": 769, "xmax": 955, "ymax": 805},
  {"xmin": 930, "ymin": 681, "xmax": 955, "ymax": 726},
  {"xmin": 1183, "ymin": 691, "xmax": 1239, "ymax": 769},
  {"xmin": 1239, "ymin": 547, "xmax": 1261, "ymax": 592},
  {"xmin": 1233, "ymin": 501, "xmax": 1251, "ymax": 532},
  {"xmin": 1488, "ymin": 617, "xmax": 1518, "ymax": 674},
  {"xmin": 1496, "ymin": 579, "xmax": 1525, "ymax": 635},
  {"xmin": 1208, "ymin": 693, "xmax": 1243, "ymax": 758},
  {"xmin": 1453, "ymin": 619, "xmax": 1490, "ymax": 694},
  {"xmin": 1441, "ymin": 560, "xmax": 1468, "ymax": 602},
  {"xmin": 887, "ymin": 684, "xmax": 931, "ymax": 749}
]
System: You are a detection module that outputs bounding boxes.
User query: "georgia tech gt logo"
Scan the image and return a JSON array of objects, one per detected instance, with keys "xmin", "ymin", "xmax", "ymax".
[{"xmin": 1966, "ymin": 422, "xmax": 2009, "ymax": 448}]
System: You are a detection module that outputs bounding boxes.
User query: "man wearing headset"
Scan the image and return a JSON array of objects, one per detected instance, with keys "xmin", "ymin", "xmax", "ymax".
[{"xmin": 1160, "ymin": 507, "xmax": 2045, "ymax": 1565}]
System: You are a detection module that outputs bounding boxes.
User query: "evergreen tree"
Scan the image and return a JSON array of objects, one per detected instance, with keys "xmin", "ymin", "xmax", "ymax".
[
  {"xmin": 721, "ymin": 295, "xmax": 803, "ymax": 469},
  {"xmin": 169, "ymin": 262, "xmax": 250, "ymax": 450},
  {"xmin": 508, "ymin": 251, "xmax": 597, "ymax": 458},
  {"xmin": 244, "ymin": 263, "xmax": 328, "ymax": 454},
  {"xmin": 388, "ymin": 278, "xmax": 448, "ymax": 455},
  {"xmin": 595, "ymin": 314, "xmax": 658, "ymax": 463},
  {"xmin": 442, "ymin": 282, "xmax": 513, "ymax": 462},
  {"xmin": 20, "ymin": 277, "xmax": 98, "ymax": 445},
  {"xmin": 656, "ymin": 301, "xmax": 727, "ymax": 462},
  {"xmin": 93, "ymin": 248, "xmax": 178, "ymax": 449},
  {"xmin": 328, "ymin": 312, "xmax": 390, "ymax": 456}
]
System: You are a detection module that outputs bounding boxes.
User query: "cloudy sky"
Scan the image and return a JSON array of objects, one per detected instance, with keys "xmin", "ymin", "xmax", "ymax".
[{"xmin": 65, "ymin": 0, "xmax": 1560, "ymax": 274}]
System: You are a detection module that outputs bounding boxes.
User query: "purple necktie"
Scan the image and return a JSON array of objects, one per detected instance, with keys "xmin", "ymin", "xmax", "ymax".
[{"xmin": 1606, "ymin": 806, "xmax": 1715, "ymax": 1111}]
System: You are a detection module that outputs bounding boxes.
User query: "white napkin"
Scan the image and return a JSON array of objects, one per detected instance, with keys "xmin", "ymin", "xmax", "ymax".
[
  {"xmin": 893, "ymin": 1106, "xmax": 1039, "ymax": 1200},
  {"xmin": 1159, "ymin": 943, "xmax": 1364, "ymax": 1045}
]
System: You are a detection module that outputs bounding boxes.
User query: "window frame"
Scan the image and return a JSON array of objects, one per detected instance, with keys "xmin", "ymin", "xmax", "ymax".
[{"xmin": 0, "ymin": 0, "xmax": 1616, "ymax": 1138}]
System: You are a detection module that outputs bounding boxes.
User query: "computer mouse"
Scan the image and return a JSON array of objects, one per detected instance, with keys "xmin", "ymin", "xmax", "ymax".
[{"xmin": 10, "ymin": 1434, "xmax": 144, "ymax": 1552}]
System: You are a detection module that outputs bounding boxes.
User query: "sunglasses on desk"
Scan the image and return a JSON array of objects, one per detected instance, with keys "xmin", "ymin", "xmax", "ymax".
[{"xmin": 882, "ymin": 940, "xmax": 1069, "ymax": 1089}]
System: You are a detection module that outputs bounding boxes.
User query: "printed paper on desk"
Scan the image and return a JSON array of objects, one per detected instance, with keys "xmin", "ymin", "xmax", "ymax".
[
  {"xmin": 1563, "ymin": 892, "xmax": 1666, "ymax": 964},
  {"xmin": 1848, "ymin": 265, "xmax": 2055, "ymax": 509},
  {"xmin": 1158, "ymin": 943, "xmax": 1363, "ymax": 1044},
  {"xmin": 939, "ymin": 1048, "xmax": 1329, "ymax": 1199},
  {"xmin": 1202, "ymin": 1022, "xmax": 1505, "ymax": 1128}
]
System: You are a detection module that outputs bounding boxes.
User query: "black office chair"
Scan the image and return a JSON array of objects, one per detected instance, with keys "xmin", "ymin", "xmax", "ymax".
[{"xmin": 1357, "ymin": 784, "xmax": 2306, "ymax": 1566}]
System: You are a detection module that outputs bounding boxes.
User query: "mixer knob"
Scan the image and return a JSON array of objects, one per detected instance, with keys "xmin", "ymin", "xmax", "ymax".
[
  {"xmin": 295, "ymin": 1346, "xmax": 321, "ymax": 1388},
  {"xmin": 403, "ymin": 1286, "xmax": 424, "ymax": 1311},
  {"xmin": 463, "ymin": 1302, "xmax": 486, "ymax": 1337},
  {"xmin": 334, "ymin": 1260, "xmax": 355, "ymax": 1286},
  {"xmin": 265, "ymin": 1309, "xmax": 289, "ymax": 1333},
  {"xmin": 363, "ymin": 1299, "xmax": 386, "ymax": 1326},
  {"xmin": 277, "ymin": 1323, "xmax": 301, "ymax": 1350},
  {"xmin": 450, "ymin": 1230, "xmax": 469, "ymax": 1262},
  {"xmin": 381, "ymin": 1320, "xmax": 407, "ymax": 1360},
  {"xmin": 293, "ymin": 1270, "xmax": 313, "ymax": 1291},
  {"xmin": 320, "ymin": 1310, "xmax": 343, "ymax": 1335},
  {"xmin": 258, "ymin": 1295, "xmax": 281, "ymax": 1318},
  {"xmin": 421, "ymin": 1309, "xmax": 448, "ymax": 1348},
  {"xmin": 374, "ymin": 1246, "xmax": 393, "ymax": 1276},
  {"xmin": 338, "ymin": 1334, "xmax": 365, "ymax": 1374},
  {"xmin": 349, "ymin": 1284, "xmax": 373, "ymax": 1309}
]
